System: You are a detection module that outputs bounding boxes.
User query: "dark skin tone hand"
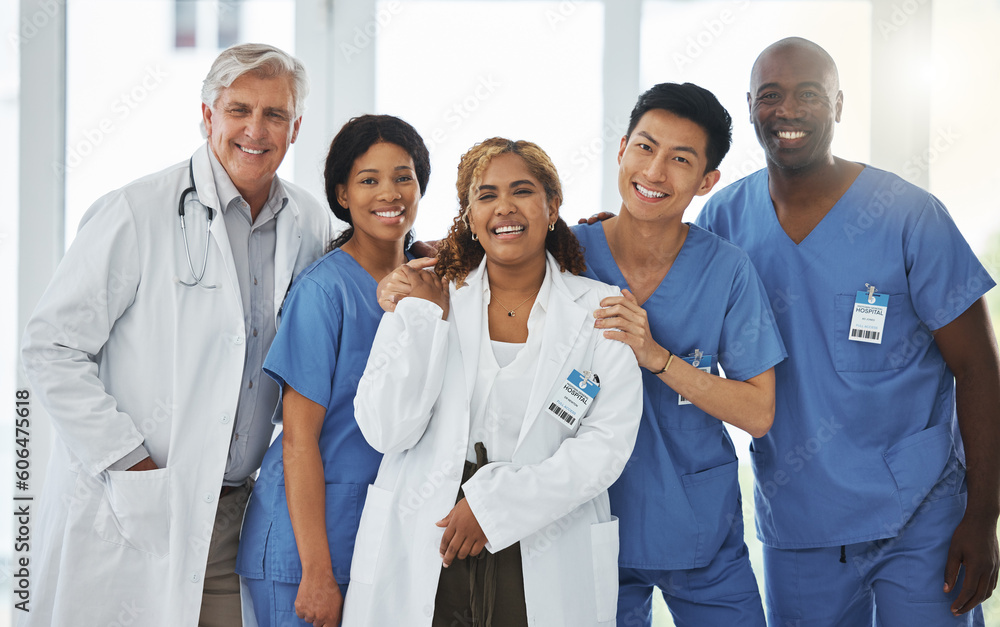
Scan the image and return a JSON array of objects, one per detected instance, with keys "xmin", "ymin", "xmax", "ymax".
[
  {"xmin": 436, "ymin": 498, "xmax": 487, "ymax": 568},
  {"xmin": 577, "ymin": 212, "xmax": 615, "ymax": 225},
  {"xmin": 127, "ymin": 457, "xmax": 158, "ymax": 471},
  {"xmin": 933, "ymin": 298, "xmax": 1000, "ymax": 615}
]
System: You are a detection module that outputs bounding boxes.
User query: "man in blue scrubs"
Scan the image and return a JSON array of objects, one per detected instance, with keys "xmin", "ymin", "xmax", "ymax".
[
  {"xmin": 578, "ymin": 82, "xmax": 786, "ymax": 626},
  {"xmin": 697, "ymin": 37, "xmax": 1000, "ymax": 625}
]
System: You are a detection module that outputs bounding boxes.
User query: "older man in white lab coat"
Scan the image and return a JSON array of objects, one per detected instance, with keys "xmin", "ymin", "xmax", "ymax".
[{"xmin": 19, "ymin": 43, "xmax": 333, "ymax": 627}]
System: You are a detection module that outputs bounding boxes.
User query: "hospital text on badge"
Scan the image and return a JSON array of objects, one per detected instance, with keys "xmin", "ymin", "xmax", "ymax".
[{"xmin": 546, "ymin": 369, "xmax": 600, "ymax": 429}]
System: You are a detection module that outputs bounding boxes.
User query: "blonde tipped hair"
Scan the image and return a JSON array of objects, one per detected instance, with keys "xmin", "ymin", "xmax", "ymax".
[{"xmin": 435, "ymin": 137, "xmax": 584, "ymax": 284}]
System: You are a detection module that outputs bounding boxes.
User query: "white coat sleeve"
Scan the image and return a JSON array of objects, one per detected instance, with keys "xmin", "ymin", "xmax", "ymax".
[
  {"xmin": 461, "ymin": 335, "xmax": 642, "ymax": 552},
  {"xmin": 20, "ymin": 191, "xmax": 147, "ymax": 476},
  {"xmin": 354, "ymin": 296, "xmax": 451, "ymax": 454}
]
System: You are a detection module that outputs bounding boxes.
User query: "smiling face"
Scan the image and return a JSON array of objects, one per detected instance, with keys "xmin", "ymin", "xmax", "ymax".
[
  {"xmin": 335, "ymin": 142, "xmax": 420, "ymax": 244},
  {"xmin": 468, "ymin": 152, "xmax": 556, "ymax": 272},
  {"xmin": 202, "ymin": 72, "xmax": 300, "ymax": 209},
  {"xmin": 617, "ymin": 109, "xmax": 720, "ymax": 223},
  {"xmin": 748, "ymin": 42, "xmax": 842, "ymax": 173}
]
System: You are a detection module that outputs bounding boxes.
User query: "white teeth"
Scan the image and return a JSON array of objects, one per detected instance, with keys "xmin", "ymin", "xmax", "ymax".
[
  {"xmin": 635, "ymin": 183, "xmax": 666, "ymax": 199},
  {"xmin": 375, "ymin": 209, "xmax": 403, "ymax": 218},
  {"xmin": 494, "ymin": 225, "xmax": 524, "ymax": 234},
  {"xmin": 777, "ymin": 131, "xmax": 806, "ymax": 140},
  {"xmin": 239, "ymin": 145, "xmax": 266, "ymax": 155}
]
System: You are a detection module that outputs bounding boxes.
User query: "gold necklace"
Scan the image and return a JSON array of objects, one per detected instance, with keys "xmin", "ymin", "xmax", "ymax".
[{"xmin": 490, "ymin": 286, "xmax": 541, "ymax": 317}]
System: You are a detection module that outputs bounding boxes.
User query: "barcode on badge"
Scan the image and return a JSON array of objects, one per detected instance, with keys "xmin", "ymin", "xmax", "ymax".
[
  {"xmin": 548, "ymin": 402, "xmax": 577, "ymax": 427},
  {"xmin": 850, "ymin": 328, "xmax": 881, "ymax": 341}
]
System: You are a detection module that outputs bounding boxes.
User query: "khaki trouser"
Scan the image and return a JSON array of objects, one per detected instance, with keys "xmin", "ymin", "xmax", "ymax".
[{"xmin": 199, "ymin": 479, "xmax": 253, "ymax": 627}]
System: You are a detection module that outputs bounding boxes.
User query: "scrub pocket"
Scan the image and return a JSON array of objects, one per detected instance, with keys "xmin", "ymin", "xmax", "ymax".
[
  {"xmin": 680, "ymin": 459, "xmax": 739, "ymax": 565},
  {"xmin": 350, "ymin": 484, "xmax": 393, "ymax": 585},
  {"xmin": 833, "ymin": 293, "xmax": 912, "ymax": 372},
  {"xmin": 883, "ymin": 423, "xmax": 954, "ymax": 523},
  {"xmin": 590, "ymin": 517, "xmax": 620, "ymax": 623},
  {"xmin": 95, "ymin": 467, "xmax": 171, "ymax": 557}
]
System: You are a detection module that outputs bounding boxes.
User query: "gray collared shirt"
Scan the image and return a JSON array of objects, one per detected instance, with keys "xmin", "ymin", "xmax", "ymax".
[
  {"xmin": 113, "ymin": 150, "xmax": 287, "ymax": 485},
  {"xmin": 208, "ymin": 150, "xmax": 286, "ymax": 486}
]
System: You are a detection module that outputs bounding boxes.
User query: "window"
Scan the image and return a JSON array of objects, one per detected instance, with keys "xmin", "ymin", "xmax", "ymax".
[{"xmin": 375, "ymin": 1, "xmax": 605, "ymax": 240}]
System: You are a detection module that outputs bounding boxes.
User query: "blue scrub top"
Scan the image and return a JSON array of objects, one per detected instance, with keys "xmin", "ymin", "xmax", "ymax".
[
  {"xmin": 574, "ymin": 222, "xmax": 786, "ymax": 570},
  {"xmin": 236, "ymin": 247, "xmax": 397, "ymax": 584},
  {"xmin": 697, "ymin": 166, "xmax": 995, "ymax": 549}
]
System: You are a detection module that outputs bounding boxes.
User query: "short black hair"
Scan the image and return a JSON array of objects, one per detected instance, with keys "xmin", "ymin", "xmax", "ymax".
[
  {"xmin": 626, "ymin": 82, "xmax": 732, "ymax": 173},
  {"xmin": 324, "ymin": 114, "xmax": 431, "ymax": 250}
]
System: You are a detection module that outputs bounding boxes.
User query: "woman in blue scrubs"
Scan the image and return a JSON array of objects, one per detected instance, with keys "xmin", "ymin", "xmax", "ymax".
[{"xmin": 236, "ymin": 114, "xmax": 430, "ymax": 627}]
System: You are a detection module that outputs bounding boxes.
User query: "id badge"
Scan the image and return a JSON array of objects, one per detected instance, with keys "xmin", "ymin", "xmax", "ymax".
[
  {"xmin": 546, "ymin": 369, "xmax": 600, "ymax": 430},
  {"xmin": 849, "ymin": 289, "xmax": 889, "ymax": 344},
  {"xmin": 679, "ymin": 350, "xmax": 712, "ymax": 406}
]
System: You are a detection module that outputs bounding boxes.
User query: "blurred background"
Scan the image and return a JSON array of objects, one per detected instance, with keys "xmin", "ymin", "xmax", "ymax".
[{"xmin": 4, "ymin": 1, "xmax": 1000, "ymax": 624}]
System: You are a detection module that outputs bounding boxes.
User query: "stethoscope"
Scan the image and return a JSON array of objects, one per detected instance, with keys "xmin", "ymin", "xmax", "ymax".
[{"xmin": 177, "ymin": 158, "xmax": 217, "ymax": 289}]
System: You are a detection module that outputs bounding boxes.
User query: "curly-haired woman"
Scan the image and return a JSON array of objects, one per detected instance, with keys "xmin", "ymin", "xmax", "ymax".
[{"xmin": 343, "ymin": 138, "xmax": 642, "ymax": 627}]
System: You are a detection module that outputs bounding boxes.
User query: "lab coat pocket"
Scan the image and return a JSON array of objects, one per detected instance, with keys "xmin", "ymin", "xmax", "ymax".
[
  {"xmin": 350, "ymin": 484, "xmax": 393, "ymax": 585},
  {"xmin": 95, "ymin": 467, "xmax": 171, "ymax": 557},
  {"xmin": 590, "ymin": 517, "xmax": 620, "ymax": 623}
]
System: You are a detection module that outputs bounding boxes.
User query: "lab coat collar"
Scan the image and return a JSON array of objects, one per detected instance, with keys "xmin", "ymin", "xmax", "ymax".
[
  {"xmin": 189, "ymin": 143, "xmax": 303, "ymax": 323},
  {"xmin": 204, "ymin": 144, "xmax": 289, "ymax": 219},
  {"xmin": 452, "ymin": 253, "xmax": 593, "ymax": 450},
  {"xmin": 517, "ymin": 255, "xmax": 591, "ymax": 449}
]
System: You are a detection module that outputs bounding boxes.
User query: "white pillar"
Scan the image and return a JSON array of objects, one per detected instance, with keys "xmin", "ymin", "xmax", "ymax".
[
  {"xmin": 16, "ymin": 0, "xmax": 67, "ymax": 528},
  {"xmin": 870, "ymin": 0, "xmax": 932, "ymax": 188},
  {"xmin": 602, "ymin": 0, "xmax": 641, "ymax": 214}
]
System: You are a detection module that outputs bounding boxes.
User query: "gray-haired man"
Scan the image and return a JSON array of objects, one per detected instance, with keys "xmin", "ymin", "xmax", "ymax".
[{"xmin": 20, "ymin": 43, "xmax": 333, "ymax": 626}]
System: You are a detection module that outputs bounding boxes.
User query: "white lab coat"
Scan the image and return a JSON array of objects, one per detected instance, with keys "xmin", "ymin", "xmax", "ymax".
[
  {"xmin": 344, "ymin": 254, "xmax": 642, "ymax": 627},
  {"xmin": 19, "ymin": 144, "xmax": 333, "ymax": 627}
]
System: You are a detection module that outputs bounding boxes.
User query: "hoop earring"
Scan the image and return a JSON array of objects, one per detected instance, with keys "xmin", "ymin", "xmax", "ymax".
[
  {"xmin": 548, "ymin": 222, "xmax": 555, "ymax": 232},
  {"xmin": 471, "ymin": 232, "xmax": 479, "ymax": 241}
]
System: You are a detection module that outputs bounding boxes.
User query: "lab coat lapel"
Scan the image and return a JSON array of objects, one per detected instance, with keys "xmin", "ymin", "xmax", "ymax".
[
  {"xmin": 453, "ymin": 262, "xmax": 486, "ymax": 402},
  {"xmin": 273, "ymin": 201, "xmax": 302, "ymax": 327},
  {"xmin": 515, "ymin": 257, "xmax": 591, "ymax": 450},
  {"xmin": 192, "ymin": 145, "xmax": 242, "ymax": 315}
]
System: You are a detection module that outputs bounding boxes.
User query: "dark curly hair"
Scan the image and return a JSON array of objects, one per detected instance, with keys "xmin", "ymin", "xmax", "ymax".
[
  {"xmin": 324, "ymin": 114, "xmax": 430, "ymax": 251},
  {"xmin": 435, "ymin": 138, "xmax": 585, "ymax": 284}
]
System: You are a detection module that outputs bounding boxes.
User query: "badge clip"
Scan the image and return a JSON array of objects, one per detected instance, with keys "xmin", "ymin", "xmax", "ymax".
[{"xmin": 689, "ymin": 349, "xmax": 704, "ymax": 368}]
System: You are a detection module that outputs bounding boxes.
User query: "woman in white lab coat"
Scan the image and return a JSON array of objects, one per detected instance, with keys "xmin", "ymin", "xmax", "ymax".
[{"xmin": 343, "ymin": 138, "xmax": 643, "ymax": 627}]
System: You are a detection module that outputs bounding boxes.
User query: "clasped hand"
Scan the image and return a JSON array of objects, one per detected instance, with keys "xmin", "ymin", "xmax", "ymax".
[{"xmin": 377, "ymin": 258, "xmax": 449, "ymax": 319}]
